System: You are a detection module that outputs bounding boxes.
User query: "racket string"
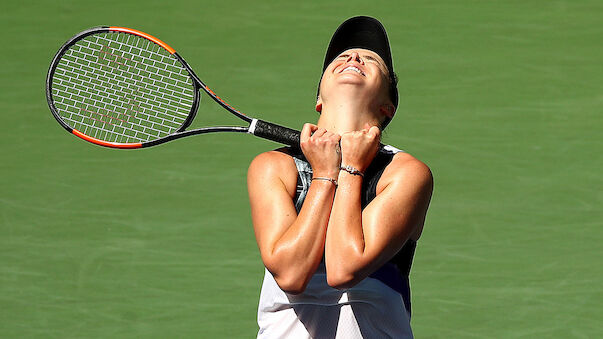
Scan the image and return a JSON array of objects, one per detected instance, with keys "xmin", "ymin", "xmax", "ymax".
[{"xmin": 52, "ymin": 31, "xmax": 196, "ymax": 143}]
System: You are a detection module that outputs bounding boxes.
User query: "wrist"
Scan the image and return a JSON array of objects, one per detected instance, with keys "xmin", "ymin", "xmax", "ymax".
[
  {"xmin": 340, "ymin": 164, "xmax": 364, "ymax": 177},
  {"xmin": 312, "ymin": 169, "xmax": 340, "ymax": 179},
  {"xmin": 311, "ymin": 177, "xmax": 338, "ymax": 188}
]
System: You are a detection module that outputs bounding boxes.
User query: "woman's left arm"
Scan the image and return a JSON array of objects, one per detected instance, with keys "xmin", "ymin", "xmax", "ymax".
[{"xmin": 325, "ymin": 127, "xmax": 433, "ymax": 289}]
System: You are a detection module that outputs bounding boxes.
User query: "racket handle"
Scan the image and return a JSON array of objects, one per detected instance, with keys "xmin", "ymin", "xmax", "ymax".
[{"xmin": 252, "ymin": 119, "xmax": 300, "ymax": 147}]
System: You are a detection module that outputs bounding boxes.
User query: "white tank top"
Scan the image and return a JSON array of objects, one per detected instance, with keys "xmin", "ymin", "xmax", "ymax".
[{"xmin": 256, "ymin": 145, "xmax": 414, "ymax": 338}]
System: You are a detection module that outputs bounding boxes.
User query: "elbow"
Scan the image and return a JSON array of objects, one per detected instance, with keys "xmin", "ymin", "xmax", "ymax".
[
  {"xmin": 263, "ymin": 256, "xmax": 313, "ymax": 294},
  {"xmin": 326, "ymin": 270, "xmax": 360, "ymax": 290},
  {"xmin": 326, "ymin": 257, "xmax": 366, "ymax": 290},
  {"xmin": 274, "ymin": 274, "xmax": 309, "ymax": 295}
]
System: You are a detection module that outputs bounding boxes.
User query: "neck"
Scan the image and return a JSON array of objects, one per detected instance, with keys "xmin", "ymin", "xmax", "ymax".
[{"xmin": 316, "ymin": 97, "xmax": 381, "ymax": 135}]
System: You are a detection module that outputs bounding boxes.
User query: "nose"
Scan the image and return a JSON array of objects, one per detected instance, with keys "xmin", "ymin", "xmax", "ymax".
[{"xmin": 346, "ymin": 52, "xmax": 364, "ymax": 64}]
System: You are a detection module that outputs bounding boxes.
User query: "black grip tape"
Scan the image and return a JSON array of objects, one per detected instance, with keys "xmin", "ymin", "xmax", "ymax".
[{"xmin": 253, "ymin": 120, "xmax": 300, "ymax": 147}]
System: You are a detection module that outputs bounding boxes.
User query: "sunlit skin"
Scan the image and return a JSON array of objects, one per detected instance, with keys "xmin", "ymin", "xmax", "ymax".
[
  {"xmin": 316, "ymin": 48, "xmax": 395, "ymax": 135},
  {"xmin": 247, "ymin": 48, "xmax": 433, "ymax": 294}
]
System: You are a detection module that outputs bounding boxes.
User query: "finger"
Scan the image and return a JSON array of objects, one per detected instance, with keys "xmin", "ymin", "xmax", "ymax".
[
  {"xmin": 340, "ymin": 131, "xmax": 353, "ymax": 143},
  {"xmin": 300, "ymin": 123, "xmax": 318, "ymax": 141},
  {"xmin": 311, "ymin": 128, "xmax": 327, "ymax": 139},
  {"xmin": 323, "ymin": 130, "xmax": 340, "ymax": 140},
  {"xmin": 331, "ymin": 133, "xmax": 342, "ymax": 142}
]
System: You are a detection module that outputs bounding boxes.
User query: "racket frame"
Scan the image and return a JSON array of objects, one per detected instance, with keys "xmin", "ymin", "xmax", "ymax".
[{"xmin": 46, "ymin": 26, "xmax": 299, "ymax": 149}]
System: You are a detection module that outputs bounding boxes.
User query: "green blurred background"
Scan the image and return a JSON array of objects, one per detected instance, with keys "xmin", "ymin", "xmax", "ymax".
[{"xmin": 1, "ymin": 0, "xmax": 601, "ymax": 337}]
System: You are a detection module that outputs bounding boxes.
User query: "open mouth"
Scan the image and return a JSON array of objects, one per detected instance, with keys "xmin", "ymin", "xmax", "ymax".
[{"xmin": 340, "ymin": 66, "xmax": 365, "ymax": 76}]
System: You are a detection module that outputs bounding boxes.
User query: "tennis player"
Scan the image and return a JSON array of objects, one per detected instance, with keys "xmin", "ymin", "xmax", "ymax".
[{"xmin": 248, "ymin": 16, "xmax": 433, "ymax": 338}]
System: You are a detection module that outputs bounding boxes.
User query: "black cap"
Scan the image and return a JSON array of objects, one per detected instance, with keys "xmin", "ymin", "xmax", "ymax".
[{"xmin": 320, "ymin": 16, "xmax": 398, "ymax": 108}]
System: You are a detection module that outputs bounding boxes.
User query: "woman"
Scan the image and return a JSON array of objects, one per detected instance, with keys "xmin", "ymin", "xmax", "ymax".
[{"xmin": 248, "ymin": 16, "xmax": 433, "ymax": 338}]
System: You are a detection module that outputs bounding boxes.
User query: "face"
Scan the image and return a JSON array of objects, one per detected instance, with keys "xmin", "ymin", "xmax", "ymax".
[{"xmin": 318, "ymin": 48, "xmax": 392, "ymax": 108}]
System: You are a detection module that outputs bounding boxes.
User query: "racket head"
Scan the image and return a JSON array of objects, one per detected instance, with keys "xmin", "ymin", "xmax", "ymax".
[{"xmin": 46, "ymin": 26, "xmax": 200, "ymax": 149}]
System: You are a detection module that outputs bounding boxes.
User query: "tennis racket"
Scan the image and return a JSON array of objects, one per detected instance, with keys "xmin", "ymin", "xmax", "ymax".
[{"xmin": 45, "ymin": 26, "xmax": 301, "ymax": 149}]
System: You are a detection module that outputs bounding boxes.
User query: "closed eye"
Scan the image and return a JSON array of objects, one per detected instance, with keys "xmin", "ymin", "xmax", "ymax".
[
  {"xmin": 336, "ymin": 53, "xmax": 383, "ymax": 67},
  {"xmin": 363, "ymin": 55, "xmax": 384, "ymax": 66}
]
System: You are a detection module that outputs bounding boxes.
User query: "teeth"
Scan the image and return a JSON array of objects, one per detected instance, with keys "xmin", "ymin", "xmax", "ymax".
[{"xmin": 342, "ymin": 66, "xmax": 364, "ymax": 75}]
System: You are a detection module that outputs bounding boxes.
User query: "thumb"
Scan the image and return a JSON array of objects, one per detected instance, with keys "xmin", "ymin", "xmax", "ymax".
[{"xmin": 368, "ymin": 125, "xmax": 381, "ymax": 138}]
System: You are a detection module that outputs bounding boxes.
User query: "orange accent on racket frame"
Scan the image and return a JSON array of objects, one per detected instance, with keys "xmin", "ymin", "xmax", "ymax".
[
  {"xmin": 72, "ymin": 129, "xmax": 143, "ymax": 149},
  {"xmin": 109, "ymin": 27, "xmax": 176, "ymax": 54}
]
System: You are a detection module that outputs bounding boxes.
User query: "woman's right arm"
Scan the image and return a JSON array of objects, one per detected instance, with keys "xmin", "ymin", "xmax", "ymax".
[{"xmin": 247, "ymin": 124, "xmax": 340, "ymax": 294}]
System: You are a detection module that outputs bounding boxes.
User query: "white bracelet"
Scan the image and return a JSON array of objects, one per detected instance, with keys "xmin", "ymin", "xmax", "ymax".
[{"xmin": 340, "ymin": 165, "xmax": 364, "ymax": 177}]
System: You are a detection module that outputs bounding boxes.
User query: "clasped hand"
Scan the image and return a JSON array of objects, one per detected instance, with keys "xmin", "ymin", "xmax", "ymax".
[{"xmin": 300, "ymin": 123, "xmax": 381, "ymax": 179}]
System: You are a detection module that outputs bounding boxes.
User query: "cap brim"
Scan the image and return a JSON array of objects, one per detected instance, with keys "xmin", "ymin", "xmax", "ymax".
[{"xmin": 322, "ymin": 16, "xmax": 394, "ymax": 74}]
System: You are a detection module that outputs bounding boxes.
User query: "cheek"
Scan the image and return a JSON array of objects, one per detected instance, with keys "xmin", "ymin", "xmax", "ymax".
[
  {"xmin": 364, "ymin": 76, "xmax": 391, "ymax": 106},
  {"xmin": 375, "ymin": 73, "xmax": 391, "ymax": 96},
  {"xmin": 318, "ymin": 71, "xmax": 336, "ymax": 95},
  {"xmin": 366, "ymin": 77, "xmax": 386, "ymax": 95}
]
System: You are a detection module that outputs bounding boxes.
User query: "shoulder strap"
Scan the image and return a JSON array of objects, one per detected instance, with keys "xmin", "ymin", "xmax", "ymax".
[{"xmin": 362, "ymin": 144, "xmax": 403, "ymax": 207}]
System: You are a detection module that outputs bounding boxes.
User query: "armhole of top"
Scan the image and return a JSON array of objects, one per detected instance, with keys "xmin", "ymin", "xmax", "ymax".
[
  {"xmin": 363, "ymin": 145, "xmax": 403, "ymax": 207},
  {"xmin": 292, "ymin": 156, "xmax": 313, "ymax": 213},
  {"xmin": 273, "ymin": 147, "xmax": 312, "ymax": 213}
]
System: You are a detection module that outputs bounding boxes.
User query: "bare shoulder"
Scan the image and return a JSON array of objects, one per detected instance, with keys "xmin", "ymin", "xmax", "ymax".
[
  {"xmin": 375, "ymin": 151, "xmax": 433, "ymax": 241},
  {"xmin": 248, "ymin": 147, "xmax": 298, "ymax": 175},
  {"xmin": 377, "ymin": 151, "xmax": 433, "ymax": 194},
  {"xmin": 248, "ymin": 148, "xmax": 299, "ymax": 197}
]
